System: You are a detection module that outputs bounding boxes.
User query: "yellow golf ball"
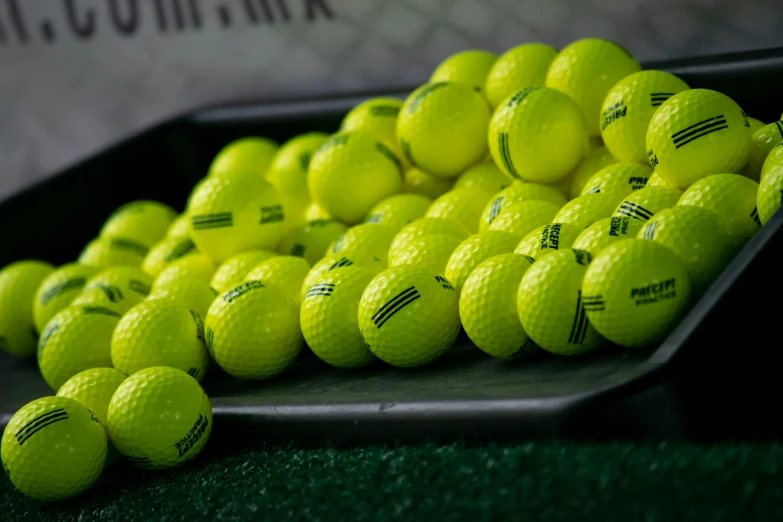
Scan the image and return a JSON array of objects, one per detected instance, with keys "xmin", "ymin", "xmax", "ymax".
[
  {"xmin": 71, "ymin": 266, "xmax": 153, "ymax": 314},
  {"xmin": 454, "ymin": 163, "xmax": 513, "ymax": 195},
  {"xmin": 300, "ymin": 265, "xmax": 377, "ymax": 369},
  {"xmin": 572, "ymin": 216, "xmax": 644, "ymax": 256},
  {"xmin": 444, "ymin": 231, "xmax": 520, "ymax": 292},
  {"xmin": 746, "ymin": 121, "xmax": 783, "ymax": 182},
  {"xmin": 300, "ymin": 250, "xmax": 386, "ymax": 301},
  {"xmin": 638, "ymin": 206, "xmax": 737, "ymax": 297},
  {"xmin": 514, "ymin": 222, "xmax": 583, "ymax": 259},
  {"xmin": 647, "ymin": 89, "xmax": 752, "ymax": 188},
  {"xmin": 397, "ymin": 82, "xmax": 490, "ymax": 177},
  {"xmin": 277, "ymin": 219, "xmax": 348, "ymax": 265},
  {"xmin": 188, "ymin": 175, "xmax": 286, "ymax": 262},
  {"xmin": 358, "ymin": 265, "xmax": 460, "ymax": 367},
  {"xmin": 331, "ymin": 223, "xmax": 398, "ymax": 260},
  {"xmin": 205, "ymin": 281, "xmax": 302, "ymax": 380},
  {"xmin": 111, "ymin": 300, "xmax": 209, "ymax": 381},
  {"xmin": 245, "ymin": 255, "xmax": 310, "ymax": 303},
  {"xmin": 582, "ymin": 239, "xmax": 691, "ymax": 348},
  {"xmin": 758, "ymin": 142, "xmax": 783, "ymax": 224},
  {"xmin": 155, "ymin": 254, "xmax": 216, "ymax": 285},
  {"xmin": 364, "ymin": 193, "xmax": 432, "ymax": 233},
  {"xmin": 265, "ymin": 167, "xmax": 310, "ymax": 232},
  {"xmin": 430, "ymin": 49, "xmax": 497, "ymax": 93},
  {"xmin": 489, "ymin": 200, "xmax": 562, "ymax": 238},
  {"xmin": 268, "ymin": 132, "xmax": 329, "ymax": 175},
  {"xmin": 647, "ymin": 172, "xmax": 675, "ymax": 187},
  {"xmin": 210, "ymin": 250, "xmax": 278, "ymax": 294},
  {"xmin": 554, "ymin": 193, "xmax": 616, "ymax": 228},
  {"xmin": 56, "ymin": 368, "xmax": 128, "ymax": 428},
  {"xmin": 581, "ymin": 162, "xmax": 653, "ymax": 205},
  {"xmin": 148, "ymin": 272, "xmax": 218, "ymax": 319},
  {"xmin": 517, "ymin": 249, "xmax": 604, "ymax": 355},
  {"xmin": 600, "ymin": 70, "xmax": 690, "ymax": 163},
  {"xmin": 33, "ymin": 263, "xmax": 98, "ymax": 334},
  {"xmin": 678, "ymin": 173, "xmax": 761, "ymax": 244},
  {"xmin": 387, "ymin": 233, "xmax": 463, "ymax": 274},
  {"xmin": 38, "ymin": 304, "xmax": 120, "ymax": 390},
  {"xmin": 546, "ymin": 38, "xmax": 641, "ymax": 137},
  {"xmin": 100, "ymin": 200, "xmax": 177, "ymax": 249},
  {"xmin": 484, "ymin": 43, "xmax": 557, "ymax": 110},
  {"xmin": 141, "ymin": 236, "xmax": 198, "ymax": 278},
  {"xmin": 425, "ymin": 189, "xmax": 494, "ymax": 234},
  {"xmin": 0, "ymin": 261, "xmax": 54, "ymax": 357},
  {"xmin": 308, "ymin": 131, "xmax": 404, "ymax": 224},
  {"xmin": 479, "ymin": 182, "xmax": 566, "ymax": 232},
  {"xmin": 388, "ymin": 217, "xmax": 471, "ymax": 259},
  {"xmin": 614, "ymin": 186, "xmax": 684, "ymax": 222},
  {"xmin": 460, "ymin": 253, "xmax": 538, "ymax": 359},
  {"xmin": 303, "ymin": 202, "xmax": 331, "ymax": 221},
  {"xmin": 79, "ymin": 237, "xmax": 148, "ymax": 269},
  {"xmin": 568, "ymin": 146, "xmax": 619, "ymax": 199},
  {"xmin": 340, "ymin": 98, "xmax": 408, "ymax": 168},
  {"xmin": 208, "ymin": 137, "xmax": 278, "ymax": 181},
  {"xmin": 165, "ymin": 214, "xmax": 191, "ymax": 239},
  {"xmin": 403, "ymin": 167, "xmax": 454, "ymax": 199},
  {"xmin": 489, "ymin": 86, "xmax": 588, "ymax": 183}
]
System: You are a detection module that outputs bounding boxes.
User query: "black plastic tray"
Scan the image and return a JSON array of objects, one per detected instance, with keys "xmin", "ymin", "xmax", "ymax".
[{"xmin": 2, "ymin": 48, "xmax": 783, "ymax": 442}]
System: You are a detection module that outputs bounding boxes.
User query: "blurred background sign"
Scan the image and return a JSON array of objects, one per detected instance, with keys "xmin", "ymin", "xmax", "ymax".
[{"xmin": 1, "ymin": 0, "xmax": 782, "ymax": 200}]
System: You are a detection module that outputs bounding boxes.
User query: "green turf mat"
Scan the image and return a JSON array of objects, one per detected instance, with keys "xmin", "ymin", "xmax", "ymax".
[{"xmin": 2, "ymin": 441, "xmax": 782, "ymax": 521}]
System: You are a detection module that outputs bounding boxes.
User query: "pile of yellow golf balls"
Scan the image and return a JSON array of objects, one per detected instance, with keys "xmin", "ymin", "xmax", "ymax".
[{"xmin": 2, "ymin": 37, "xmax": 782, "ymax": 501}]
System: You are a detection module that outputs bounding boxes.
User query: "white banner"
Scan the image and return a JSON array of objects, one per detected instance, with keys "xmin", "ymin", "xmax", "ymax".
[{"xmin": 1, "ymin": 0, "xmax": 782, "ymax": 200}]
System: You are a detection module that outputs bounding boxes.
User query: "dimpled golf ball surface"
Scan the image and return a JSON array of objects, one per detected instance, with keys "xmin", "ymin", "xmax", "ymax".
[
  {"xmin": 0, "ymin": 260, "xmax": 54, "ymax": 356},
  {"xmin": 425, "ymin": 189, "xmax": 494, "ymax": 233},
  {"xmin": 553, "ymin": 193, "xmax": 616, "ymax": 228},
  {"xmin": 245, "ymin": 255, "xmax": 311, "ymax": 303},
  {"xmin": 188, "ymin": 175, "xmax": 286, "ymax": 262},
  {"xmin": 208, "ymin": 137, "xmax": 278, "ymax": 180},
  {"xmin": 269, "ymin": 132, "xmax": 329, "ymax": 175},
  {"xmin": 301, "ymin": 265, "xmax": 377, "ymax": 368},
  {"xmin": 365, "ymin": 193, "xmax": 432, "ymax": 233},
  {"xmin": 484, "ymin": 43, "xmax": 557, "ymax": 110},
  {"xmin": 210, "ymin": 250, "xmax": 278, "ymax": 294},
  {"xmin": 746, "ymin": 121, "xmax": 783, "ymax": 182},
  {"xmin": 100, "ymin": 200, "xmax": 177, "ymax": 249},
  {"xmin": 56, "ymin": 368, "xmax": 128, "ymax": 427},
  {"xmin": 358, "ymin": 265, "xmax": 460, "ymax": 367},
  {"xmin": 758, "ymin": 143, "xmax": 783, "ymax": 224},
  {"xmin": 545, "ymin": 38, "xmax": 641, "ymax": 137},
  {"xmin": 1, "ymin": 396, "xmax": 106, "ymax": 501},
  {"xmin": 301, "ymin": 250, "xmax": 386, "ymax": 301},
  {"xmin": 514, "ymin": 223, "xmax": 583, "ymax": 259},
  {"xmin": 646, "ymin": 89, "xmax": 752, "ymax": 188},
  {"xmin": 112, "ymin": 301, "xmax": 209, "ymax": 381},
  {"xmin": 572, "ymin": 216, "xmax": 644, "ymax": 256},
  {"xmin": 388, "ymin": 218, "xmax": 471, "ymax": 259},
  {"xmin": 308, "ymin": 131, "xmax": 403, "ymax": 224},
  {"xmin": 72, "ymin": 266, "xmax": 153, "ymax": 314},
  {"xmin": 340, "ymin": 98, "xmax": 402, "ymax": 148},
  {"xmin": 460, "ymin": 253, "xmax": 538, "ymax": 359},
  {"xmin": 108, "ymin": 367, "xmax": 212, "ymax": 469},
  {"xmin": 331, "ymin": 223, "xmax": 398, "ymax": 260},
  {"xmin": 397, "ymin": 82, "xmax": 490, "ymax": 177},
  {"xmin": 430, "ymin": 50, "xmax": 497, "ymax": 92},
  {"xmin": 568, "ymin": 146, "xmax": 619, "ymax": 200},
  {"xmin": 454, "ymin": 163, "xmax": 513, "ymax": 195},
  {"xmin": 147, "ymin": 274, "xmax": 217, "ymax": 319},
  {"xmin": 33, "ymin": 263, "xmax": 100, "ymax": 332},
  {"xmin": 277, "ymin": 219, "xmax": 348, "ymax": 265},
  {"xmin": 581, "ymin": 162, "xmax": 652, "ymax": 205},
  {"xmin": 142, "ymin": 236, "xmax": 199, "ymax": 277},
  {"xmin": 489, "ymin": 86, "xmax": 587, "ymax": 183},
  {"xmin": 613, "ymin": 186, "xmax": 684, "ymax": 222},
  {"xmin": 38, "ymin": 305, "xmax": 121, "ymax": 391},
  {"xmin": 647, "ymin": 172, "xmax": 675, "ymax": 187},
  {"xmin": 582, "ymin": 239, "xmax": 691, "ymax": 348},
  {"xmin": 205, "ymin": 281, "xmax": 302, "ymax": 379},
  {"xmin": 489, "ymin": 200, "xmax": 561, "ymax": 238},
  {"xmin": 78, "ymin": 237, "xmax": 148, "ymax": 269},
  {"xmin": 638, "ymin": 206, "xmax": 736, "ymax": 297},
  {"xmin": 403, "ymin": 168, "xmax": 454, "ymax": 199},
  {"xmin": 156, "ymin": 254, "xmax": 216, "ymax": 285},
  {"xmin": 479, "ymin": 182, "xmax": 567, "ymax": 231},
  {"xmin": 677, "ymin": 174, "xmax": 761, "ymax": 244},
  {"xmin": 388, "ymin": 233, "xmax": 463, "ymax": 274},
  {"xmin": 517, "ymin": 249, "xmax": 603, "ymax": 355},
  {"xmin": 600, "ymin": 70, "xmax": 690, "ymax": 163},
  {"xmin": 166, "ymin": 214, "xmax": 191, "ymax": 239},
  {"xmin": 445, "ymin": 231, "xmax": 520, "ymax": 292}
]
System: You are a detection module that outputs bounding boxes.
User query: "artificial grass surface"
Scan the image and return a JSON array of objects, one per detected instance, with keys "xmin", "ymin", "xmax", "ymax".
[{"xmin": 2, "ymin": 441, "xmax": 783, "ymax": 521}]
